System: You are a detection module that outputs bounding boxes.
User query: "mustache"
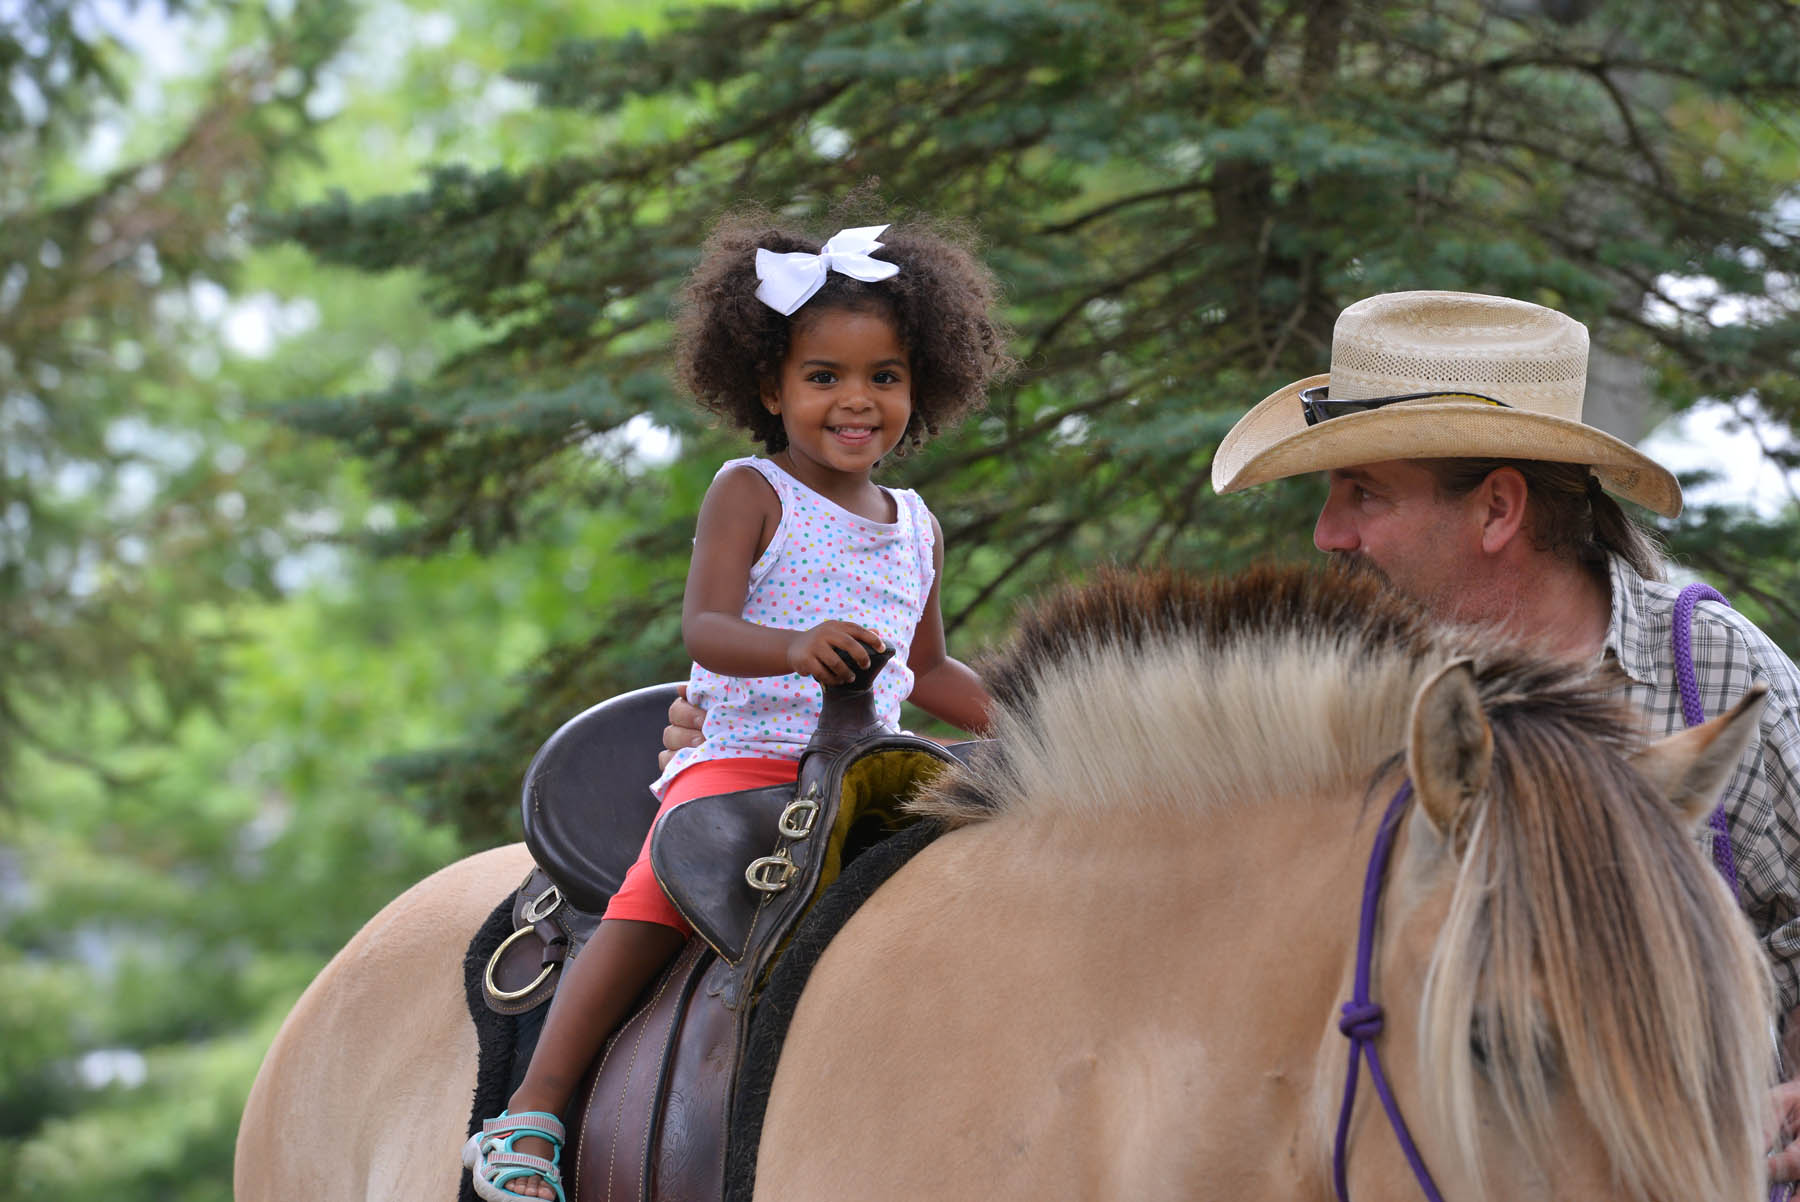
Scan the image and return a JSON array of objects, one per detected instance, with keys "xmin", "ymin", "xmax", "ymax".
[{"xmin": 1325, "ymin": 551, "xmax": 1392, "ymax": 591}]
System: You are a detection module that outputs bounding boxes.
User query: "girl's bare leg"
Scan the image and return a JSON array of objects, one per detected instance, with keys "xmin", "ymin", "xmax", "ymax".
[{"xmin": 484, "ymin": 918, "xmax": 688, "ymax": 1199}]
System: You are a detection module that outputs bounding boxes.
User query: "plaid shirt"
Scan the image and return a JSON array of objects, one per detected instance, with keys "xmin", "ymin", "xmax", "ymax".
[{"xmin": 1603, "ymin": 553, "xmax": 1800, "ymax": 1015}]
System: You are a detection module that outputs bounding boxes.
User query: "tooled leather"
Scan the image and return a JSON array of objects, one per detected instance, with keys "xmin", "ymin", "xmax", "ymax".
[
  {"xmin": 649, "ymin": 956, "xmax": 735, "ymax": 1202},
  {"xmin": 732, "ymin": 737, "xmax": 956, "ymax": 1009},
  {"xmin": 531, "ymin": 653, "xmax": 972, "ymax": 1200},
  {"xmin": 732, "ymin": 824, "xmax": 786, "ymax": 976},
  {"xmin": 561, "ymin": 733, "xmax": 969, "ymax": 1201},
  {"xmin": 650, "ymin": 733, "xmax": 956, "ymax": 1006},
  {"xmin": 570, "ymin": 941, "xmax": 692, "ymax": 1202},
  {"xmin": 568, "ymin": 940, "xmax": 726, "ymax": 1202},
  {"xmin": 674, "ymin": 961, "xmax": 739, "ymax": 1201},
  {"xmin": 649, "ymin": 783, "xmax": 794, "ymax": 966}
]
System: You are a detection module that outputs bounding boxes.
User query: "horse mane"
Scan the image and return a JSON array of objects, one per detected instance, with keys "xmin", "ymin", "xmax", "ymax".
[
  {"xmin": 915, "ymin": 563, "xmax": 1443, "ymax": 827},
  {"xmin": 915, "ymin": 564, "xmax": 1772, "ymax": 1201},
  {"xmin": 1425, "ymin": 675, "xmax": 1771, "ymax": 1202}
]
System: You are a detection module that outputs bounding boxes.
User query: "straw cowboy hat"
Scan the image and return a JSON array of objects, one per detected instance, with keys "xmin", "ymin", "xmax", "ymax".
[{"xmin": 1210, "ymin": 290, "xmax": 1683, "ymax": 517}]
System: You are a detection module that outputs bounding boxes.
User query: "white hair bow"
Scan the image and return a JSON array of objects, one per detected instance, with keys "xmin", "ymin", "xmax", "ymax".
[{"xmin": 754, "ymin": 224, "xmax": 901, "ymax": 316}]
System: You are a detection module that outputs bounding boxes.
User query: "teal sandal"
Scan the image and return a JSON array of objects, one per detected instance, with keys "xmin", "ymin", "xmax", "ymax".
[{"xmin": 462, "ymin": 1109, "xmax": 567, "ymax": 1202}]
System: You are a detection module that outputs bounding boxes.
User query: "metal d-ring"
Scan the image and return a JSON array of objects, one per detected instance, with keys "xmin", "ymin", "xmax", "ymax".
[
  {"xmin": 746, "ymin": 851, "xmax": 796, "ymax": 893},
  {"xmin": 484, "ymin": 925, "xmax": 555, "ymax": 1001},
  {"xmin": 779, "ymin": 796, "xmax": 820, "ymax": 839}
]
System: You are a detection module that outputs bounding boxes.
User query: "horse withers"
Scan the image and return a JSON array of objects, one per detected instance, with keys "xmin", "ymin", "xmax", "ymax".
[{"xmin": 236, "ymin": 565, "xmax": 1778, "ymax": 1202}]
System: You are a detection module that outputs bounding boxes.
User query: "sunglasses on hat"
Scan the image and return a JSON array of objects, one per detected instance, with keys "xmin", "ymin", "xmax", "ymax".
[{"xmin": 1298, "ymin": 384, "xmax": 1511, "ymax": 427}]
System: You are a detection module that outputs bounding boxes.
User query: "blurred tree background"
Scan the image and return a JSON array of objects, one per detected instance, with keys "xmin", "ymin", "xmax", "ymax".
[{"xmin": 6, "ymin": 0, "xmax": 1800, "ymax": 1196}]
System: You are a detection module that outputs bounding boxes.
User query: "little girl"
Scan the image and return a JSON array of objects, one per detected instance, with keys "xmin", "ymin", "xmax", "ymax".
[{"xmin": 466, "ymin": 214, "xmax": 1012, "ymax": 1202}]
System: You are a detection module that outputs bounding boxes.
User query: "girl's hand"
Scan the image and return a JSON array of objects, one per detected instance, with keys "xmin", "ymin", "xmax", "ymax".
[{"xmin": 787, "ymin": 622, "xmax": 886, "ymax": 685}]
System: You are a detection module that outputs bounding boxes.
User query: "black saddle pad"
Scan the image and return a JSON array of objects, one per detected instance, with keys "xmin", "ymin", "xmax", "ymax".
[{"xmin": 459, "ymin": 895, "xmax": 547, "ymax": 1202}]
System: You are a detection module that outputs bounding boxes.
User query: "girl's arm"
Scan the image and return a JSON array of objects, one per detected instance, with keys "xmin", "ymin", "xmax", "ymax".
[
  {"xmin": 905, "ymin": 511, "xmax": 993, "ymax": 734},
  {"xmin": 683, "ymin": 467, "xmax": 884, "ymax": 684}
]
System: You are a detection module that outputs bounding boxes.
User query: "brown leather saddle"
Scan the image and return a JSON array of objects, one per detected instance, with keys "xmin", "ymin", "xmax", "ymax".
[{"xmin": 480, "ymin": 654, "xmax": 970, "ymax": 1202}]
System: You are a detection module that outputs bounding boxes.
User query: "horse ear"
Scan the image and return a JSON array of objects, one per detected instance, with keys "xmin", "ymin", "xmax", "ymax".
[
  {"xmin": 1630, "ymin": 684, "xmax": 1767, "ymax": 829},
  {"xmin": 1407, "ymin": 657, "xmax": 1493, "ymax": 839}
]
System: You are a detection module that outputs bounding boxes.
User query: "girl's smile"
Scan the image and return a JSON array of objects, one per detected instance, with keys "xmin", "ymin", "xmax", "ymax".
[{"xmin": 761, "ymin": 306, "xmax": 913, "ymax": 509}]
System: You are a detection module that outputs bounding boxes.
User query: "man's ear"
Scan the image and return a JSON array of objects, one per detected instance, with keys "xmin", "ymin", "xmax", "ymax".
[{"xmin": 1477, "ymin": 465, "xmax": 1529, "ymax": 554}]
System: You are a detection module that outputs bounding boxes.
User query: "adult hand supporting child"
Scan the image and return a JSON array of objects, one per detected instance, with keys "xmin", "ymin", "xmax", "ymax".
[{"xmin": 660, "ymin": 685, "xmax": 705, "ymax": 773}]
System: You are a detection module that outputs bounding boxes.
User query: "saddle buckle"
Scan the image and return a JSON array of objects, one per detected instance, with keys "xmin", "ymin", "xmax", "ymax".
[
  {"xmin": 745, "ymin": 851, "xmax": 796, "ymax": 893},
  {"xmin": 778, "ymin": 795, "xmax": 821, "ymax": 839},
  {"xmin": 522, "ymin": 883, "xmax": 562, "ymax": 923},
  {"xmin": 485, "ymin": 926, "xmax": 556, "ymax": 1002}
]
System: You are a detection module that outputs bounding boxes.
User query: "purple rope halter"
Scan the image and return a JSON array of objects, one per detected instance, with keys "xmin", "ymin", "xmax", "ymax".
[
  {"xmin": 1673, "ymin": 584, "xmax": 1793, "ymax": 1202},
  {"xmin": 1332, "ymin": 781, "xmax": 1446, "ymax": 1202},
  {"xmin": 1673, "ymin": 582, "xmax": 1740, "ymax": 897},
  {"xmin": 1333, "ymin": 597, "xmax": 1784, "ymax": 1201}
]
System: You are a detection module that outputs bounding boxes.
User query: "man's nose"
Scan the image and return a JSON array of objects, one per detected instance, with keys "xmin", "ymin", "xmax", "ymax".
[{"xmin": 1313, "ymin": 496, "xmax": 1355, "ymax": 553}]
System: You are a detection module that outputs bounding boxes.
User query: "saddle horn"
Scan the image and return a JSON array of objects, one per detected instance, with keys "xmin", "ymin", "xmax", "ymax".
[{"xmin": 808, "ymin": 642, "xmax": 898, "ymax": 754}]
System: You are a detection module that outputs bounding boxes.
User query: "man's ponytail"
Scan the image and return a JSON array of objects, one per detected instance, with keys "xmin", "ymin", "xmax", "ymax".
[{"xmin": 1429, "ymin": 458, "xmax": 1667, "ymax": 582}]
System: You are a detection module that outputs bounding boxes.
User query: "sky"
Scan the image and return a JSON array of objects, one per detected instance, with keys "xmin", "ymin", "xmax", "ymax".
[{"xmin": 1645, "ymin": 403, "xmax": 1799, "ymax": 518}]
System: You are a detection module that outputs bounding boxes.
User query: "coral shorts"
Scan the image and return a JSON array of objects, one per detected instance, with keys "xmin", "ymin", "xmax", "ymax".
[{"xmin": 602, "ymin": 756, "xmax": 800, "ymax": 933}]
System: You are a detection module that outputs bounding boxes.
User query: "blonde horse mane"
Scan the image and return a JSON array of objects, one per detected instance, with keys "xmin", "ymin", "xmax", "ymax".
[{"xmin": 916, "ymin": 564, "xmax": 1772, "ymax": 1201}]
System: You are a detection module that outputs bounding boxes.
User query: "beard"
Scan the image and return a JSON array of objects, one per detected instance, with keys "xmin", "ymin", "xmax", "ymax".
[
  {"xmin": 1325, "ymin": 551, "xmax": 1393, "ymax": 593},
  {"xmin": 1323, "ymin": 549, "xmax": 1487, "ymax": 636}
]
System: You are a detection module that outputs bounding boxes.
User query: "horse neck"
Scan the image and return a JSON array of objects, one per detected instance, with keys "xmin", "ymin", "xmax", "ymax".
[{"xmin": 1037, "ymin": 780, "xmax": 1382, "ymax": 1195}]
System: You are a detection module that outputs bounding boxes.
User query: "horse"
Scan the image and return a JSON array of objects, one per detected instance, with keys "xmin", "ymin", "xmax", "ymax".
[{"xmin": 236, "ymin": 565, "xmax": 1777, "ymax": 1202}]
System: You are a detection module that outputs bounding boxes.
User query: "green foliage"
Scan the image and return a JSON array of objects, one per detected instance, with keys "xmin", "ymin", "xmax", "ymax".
[
  {"xmin": 1666, "ymin": 489, "xmax": 1800, "ymax": 650},
  {"xmin": 0, "ymin": 521, "xmax": 600, "ymax": 1195},
  {"xmin": 11, "ymin": 1, "xmax": 1800, "ymax": 1196},
  {"xmin": 270, "ymin": 0, "xmax": 1800, "ymax": 834},
  {"xmin": 1, "ymin": 3, "xmax": 662, "ymax": 1196},
  {"xmin": 1, "ymin": 0, "xmax": 356, "ymax": 794}
]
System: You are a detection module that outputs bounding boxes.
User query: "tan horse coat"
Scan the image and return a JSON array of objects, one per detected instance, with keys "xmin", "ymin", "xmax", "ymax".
[
  {"xmin": 756, "ymin": 786, "xmax": 1373, "ymax": 1198},
  {"xmin": 753, "ymin": 568, "xmax": 1773, "ymax": 1201},
  {"xmin": 235, "ymin": 843, "xmax": 532, "ymax": 1202}
]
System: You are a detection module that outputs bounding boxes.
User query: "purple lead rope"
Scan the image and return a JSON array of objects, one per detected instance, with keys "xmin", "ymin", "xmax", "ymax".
[
  {"xmin": 1332, "ymin": 782, "xmax": 1446, "ymax": 1202},
  {"xmin": 1332, "ymin": 585, "xmax": 1779, "ymax": 1202},
  {"xmin": 1674, "ymin": 584, "xmax": 1793, "ymax": 1202},
  {"xmin": 1673, "ymin": 582, "xmax": 1740, "ymax": 897}
]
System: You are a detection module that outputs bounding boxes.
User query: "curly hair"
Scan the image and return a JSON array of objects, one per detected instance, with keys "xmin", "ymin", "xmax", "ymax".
[{"xmin": 674, "ymin": 211, "xmax": 1015, "ymax": 454}]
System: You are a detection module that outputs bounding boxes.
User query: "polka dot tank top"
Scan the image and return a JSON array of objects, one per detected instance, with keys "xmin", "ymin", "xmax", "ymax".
[{"xmin": 651, "ymin": 456, "xmax": 937, "ymax": 797}]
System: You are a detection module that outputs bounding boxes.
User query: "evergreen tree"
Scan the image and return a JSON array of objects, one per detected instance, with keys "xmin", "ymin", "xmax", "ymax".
[
  {"xmin": 1, "ymin": 0, "xmax": 355, "ymax": 795},
  {"xmin": 272, "ymin": 0, "xmax": 1800, "ymax": 830},
  {"xmin": 2, "ymin": 5, "xmax": 360, "ymax": 1197}
]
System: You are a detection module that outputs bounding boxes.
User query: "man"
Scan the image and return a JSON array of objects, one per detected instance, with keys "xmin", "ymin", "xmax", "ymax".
[
  {"xmin": 662, "ymin": 289, "xmax": 1800, "ymax": 1169},
  {"xmin": 1208, "ymin": 288, "xmax": 1800, "ymax": 1005},
  {"xmin": 1222, "ymin": 290, "xmax": 1800, "ymax": 1177}
]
